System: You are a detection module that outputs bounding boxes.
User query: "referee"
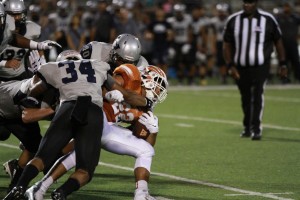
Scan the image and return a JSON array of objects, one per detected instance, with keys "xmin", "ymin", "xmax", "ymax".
[{"xmin": 223, "ymin": 0, "xmax": 287, "ymax": 140}]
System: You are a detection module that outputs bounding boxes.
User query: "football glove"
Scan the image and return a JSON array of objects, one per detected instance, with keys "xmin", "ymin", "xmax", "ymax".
[
  {"xmin": 37, "ymin": 40, "xmax": 62, "ymax": 50},
  {"xmin": 105, "ymin": 90, "xmax": 124, "ymax": 103},
  {"xmin": 138, "ymin": 111, "xmax": 159, "ymax": 134},
  {"xmin": 19, "ymin": 97, "xmax": 40, "ymax": 110},
  {"xmin": 28, "ymin": 50, "xmax": 46, "ymax": 73}
]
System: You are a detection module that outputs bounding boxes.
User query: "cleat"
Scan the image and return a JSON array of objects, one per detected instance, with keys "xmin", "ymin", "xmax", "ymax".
[
  {"xmin": 3, "ymin": 159, "xmax": 18, "ymax": 180},
  {"xmin": 26, "ymin": 181, "xmax": 45, "ymax": 200},
  {"xmin": 134, "ymin": 189, "xmax": 156, "ymax": 200},
  {"xmin": 251, "ymin": 133, "xmax": 262, "ymax": 140},
  {"xmin": 51, "ymin": 188, "xmax": 66, "ymax": 200},
  {"xmin": 240, "ymin": 131, "xmax": 251, "ymax": 138},
  {"xmin": 3, "ymin": 186, "xmax": 26, "ymax": 200}
]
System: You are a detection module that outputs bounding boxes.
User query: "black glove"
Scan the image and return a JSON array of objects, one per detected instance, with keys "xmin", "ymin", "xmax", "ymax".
[{"xmin": 19, "ymin": 97, "xmax": 40, "ymax": 109}]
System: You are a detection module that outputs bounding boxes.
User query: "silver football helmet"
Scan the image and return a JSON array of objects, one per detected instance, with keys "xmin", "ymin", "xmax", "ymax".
[
  {"xmin": 56, "ymin": 50, "xmax": 83, "ymax": 62},
  {"xmin": 110, "ymin": 34, "xmax": 141, "ymax": 65},
  {"xmin": 0, "ymin": 3, "xmax": 6, "ymax": 36},
  {"xmin": 2, "ymin": 0, "xmax": 26, "ymax": 28},
  {"xmin": 141, "ymin": 65, "xmax": 168, "ymax": 106}
]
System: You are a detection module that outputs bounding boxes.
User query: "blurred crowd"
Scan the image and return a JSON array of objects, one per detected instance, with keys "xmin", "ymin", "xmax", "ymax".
[{"xmin": 26, "ymin": 0, "xmax": 300, "ymax": 85}]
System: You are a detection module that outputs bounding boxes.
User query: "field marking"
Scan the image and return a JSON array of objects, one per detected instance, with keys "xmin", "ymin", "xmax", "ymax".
[
  {"xmin": 225, "ymin": 192, "xmax": 294, "ymax": 197},
  {"xmin": 174, "ymin": 123, "xmax": 194, "ymax": 128},
  {"xmin": 169, "ymin": 85, "xmax": 300, "ymax": 103},
  {"xmin": 157, "ymin": 114, "xmax": 300, "ymax": 132},
  {"xmin": 0, "ymin": 143, "xmax": 294, "ymax": 200}
]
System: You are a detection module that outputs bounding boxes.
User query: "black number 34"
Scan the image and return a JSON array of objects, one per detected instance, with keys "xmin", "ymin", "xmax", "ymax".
[{"xmin": 58, "ymin": 60, "xmax": 96, "ymax": 84}]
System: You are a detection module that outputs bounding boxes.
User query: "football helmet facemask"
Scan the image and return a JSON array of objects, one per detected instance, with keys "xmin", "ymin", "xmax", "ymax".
[
  {"xmin": 141, "ymin": 65, "xmax": 168, "ymax": 106},
  {"xmin": 56, "ymin": 50, "xmax": 83, "ymax": 62}
]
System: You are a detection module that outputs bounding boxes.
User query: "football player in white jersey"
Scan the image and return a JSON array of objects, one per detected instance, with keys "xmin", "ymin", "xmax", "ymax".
[
  {"xmin": 0, "ymin": 0, "xmax": 42, "ymax": 81},
  {"xmin": 80, "ymin": 33, "xmax": 149, "ymax": 72},
  {"xmin": 4, "ymin": 50, "xmax": 152, "ymax": 200},
  {"xmin": 0, "ymin": 3, "xmax": 60, "ymax": 72},
  {"xmin": 0, "ymin": 71, "xmax": 59, "ymax": 193}
]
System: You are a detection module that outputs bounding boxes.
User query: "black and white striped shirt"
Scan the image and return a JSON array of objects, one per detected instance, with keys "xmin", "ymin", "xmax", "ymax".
[{"xmin": 223, "ymin": 9, "xmax": 282, "ymax": 68}]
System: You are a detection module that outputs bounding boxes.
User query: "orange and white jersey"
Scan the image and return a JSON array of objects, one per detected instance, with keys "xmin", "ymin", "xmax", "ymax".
[{"xmin": 103, "ymin": 63, "xmax": 144, "ymax": 123}]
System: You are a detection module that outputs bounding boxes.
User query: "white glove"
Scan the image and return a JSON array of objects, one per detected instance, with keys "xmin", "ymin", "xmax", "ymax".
[
  {"xmin": 37, "ymin": 40, "xmax": 62, "ymax": 50},
  {"xmin": 138, "ymin": 111, "xmax": 159, "ymax": 134},
  {"xmin": 28, "ymin": 50, "xmax": 46, "ymax": 73},
  {"xmin": 105, "ymin": 90, "xmax": 124, "ymax": 103}
]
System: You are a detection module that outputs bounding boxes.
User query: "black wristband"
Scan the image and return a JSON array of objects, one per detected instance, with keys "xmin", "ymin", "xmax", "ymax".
[{"xmin": 145, "ymin": 97, "xmax": 153, "ymax": 108}]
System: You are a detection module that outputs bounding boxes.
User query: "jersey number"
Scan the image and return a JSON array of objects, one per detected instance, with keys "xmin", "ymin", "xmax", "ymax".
[
  {"xmin": 58, "ymin": 60, "xmax": 96, "ymax": 84},
  {"xmin": 0, "ymin": 49, "xmax": 26, "ymax": 60}
]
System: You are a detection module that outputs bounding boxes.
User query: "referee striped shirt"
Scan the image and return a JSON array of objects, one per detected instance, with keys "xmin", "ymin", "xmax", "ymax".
[{"xmin": 223, "ymin": 9, "xmax": 282, "ymax": 68}]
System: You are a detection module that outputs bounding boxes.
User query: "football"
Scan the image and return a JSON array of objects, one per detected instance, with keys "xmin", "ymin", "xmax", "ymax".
[{"xmin": 132, "ymin": 119, "xmax": 150, "ymax": 139}]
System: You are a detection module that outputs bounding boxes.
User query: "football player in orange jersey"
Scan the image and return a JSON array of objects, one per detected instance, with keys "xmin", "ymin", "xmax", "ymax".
[{"xmin": 24, "ymin": 62, "xmax": 168, "ymax": 200}]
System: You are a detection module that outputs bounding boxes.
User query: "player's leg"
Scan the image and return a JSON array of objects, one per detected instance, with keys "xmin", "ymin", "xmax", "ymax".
[
  {"xmin": 101, "ymin": 122, "xmax": 155, "ymax": 199},
  {"xmin": 51, "ymin": 103, "xmax": 103, "ymax": 199}
]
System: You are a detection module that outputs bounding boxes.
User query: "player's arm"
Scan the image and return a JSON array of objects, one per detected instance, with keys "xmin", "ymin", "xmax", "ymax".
[
  {"xmin": 104, "ymin": 75, "xmax": 152, "ymax": 108},
  {"xmin": 146, "ymin": 133, "xmax": 157, "ymax": 146},
  {"xmin": 22, "ymin": 107, "xmax": 55, "ymax": 123},
  {"xmin": 10, "ymin": 33, "xmax": 61, "ymax": 50}
]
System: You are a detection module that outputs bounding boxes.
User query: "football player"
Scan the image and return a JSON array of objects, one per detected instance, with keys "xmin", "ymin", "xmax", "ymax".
[
  {"xmin": 0, "ymin": 68, "xmax": 59, "ymax": 193},
  {"xmin": 0, "ymin": 2, "xmax": 60, "ymax": 70},
  {"xmin": 4, "ymin": 50, "xmax": 151, "ymax": 200},
  {"xmin": 80, "ymin": 33, "xmax": 149, "ymax": 72},
  {"xmin": 24, "ymin": 63, "xmax": 168, "ymax": 200},
  {"xmin": 0, "ymin": 0, "xmax": 42, "ymax": 81}
]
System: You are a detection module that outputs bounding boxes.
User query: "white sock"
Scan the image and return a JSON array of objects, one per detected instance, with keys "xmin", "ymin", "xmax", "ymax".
[
  {"xmin": 40, "ymin": 176, "xmax": 54, "ymax": 193},
  {"xmin": 136, "ymin": 180, "xmax": 148, "ymax": 191}
]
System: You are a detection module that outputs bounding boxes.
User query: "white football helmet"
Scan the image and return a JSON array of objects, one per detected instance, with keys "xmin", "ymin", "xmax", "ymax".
[
  {"xmin": 141, "ymin": 65, "xmax": 168, "ymax": 106},
  {"xmin": 110, "ymin": 34, "xmax": 141, "ymax": 65},
  {"xmin": 2, "ymin": 0, "xmax": 26, "ymax": 26},
  {"xmin": 56, "ymin": 50, "xmax": 83, "ymax": 62}
]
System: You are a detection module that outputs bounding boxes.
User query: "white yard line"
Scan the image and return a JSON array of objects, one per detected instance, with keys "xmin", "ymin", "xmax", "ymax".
[{"xmin": 158, "ymin": 114, "xmax": 300, "ymax": 132}]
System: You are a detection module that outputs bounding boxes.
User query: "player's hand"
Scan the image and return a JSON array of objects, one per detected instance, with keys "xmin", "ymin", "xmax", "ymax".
[
  {"xmin": 278, "ymin": 66, "xmax": 288, "ymax": 79},
  {"xmin": 37, "ymin": 40, "xmax": 62, "ymax": 50},
  {"xmin": 105, "ymin": 90, "xmax": 124, "ymax": 103},
  {"xmin": 228, "ymin": 66, "xmax": 240, "ymax": 80},
  {"xmin": 5, "ymin": 59, "xmax": 21, "ymax": 70},
  {"xmin": 19, "ymin": 97, "xmax": 40, "ymax": 110},
  {"xmin": 29, "ymin": 50, "xmax": 46, "ymax": 73},
  {"xmin": 138, "ymin": 111, "xmax": 159, "ymax": 134}
]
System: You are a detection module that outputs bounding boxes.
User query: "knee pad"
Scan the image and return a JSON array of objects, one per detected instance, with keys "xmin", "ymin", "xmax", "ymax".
[{"xmin": 0, "ymin": 126, "xmax": 11, "ymax": 141}]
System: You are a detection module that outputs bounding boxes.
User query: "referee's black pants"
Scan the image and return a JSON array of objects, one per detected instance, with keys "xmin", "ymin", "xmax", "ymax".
[{"xmin": 236, "ymin": 66, "xmax": 269, "ymax": 135}]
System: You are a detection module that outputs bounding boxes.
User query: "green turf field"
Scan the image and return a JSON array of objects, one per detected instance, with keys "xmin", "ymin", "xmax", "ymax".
[{"xmin": 1, "ymin": 84, "xmax": 300, "ymax": 200}]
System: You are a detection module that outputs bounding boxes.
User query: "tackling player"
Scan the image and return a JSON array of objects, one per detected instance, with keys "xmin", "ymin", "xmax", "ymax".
[
  {"xmin": 3, "ymin": 50, "xmax": 152, "ymax": 200},
  {"xmin": 0, "ymin": 0, "xmax": 41, "ymax": 82}
]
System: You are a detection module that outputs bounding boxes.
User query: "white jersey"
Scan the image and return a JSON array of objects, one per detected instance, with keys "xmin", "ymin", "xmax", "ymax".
[
  {"xmin": 38, "ymin": 59, "xmax": 110, "ymax": 107},
  {"xmin": 167, "ymin": 14, "xmax": 193, "ymax": 44},
  {"xmin": 0, "ymin": 23, "xmax": 13, "ymax": 53},
  {"xmin": 80, "ymin": 41, "xmax": 149, "ymax": 71},
  {"xmin": 0, "ymin": 78, "xmax": 32, "ymax": 119},
  {"xmin": 0, "ymin": 21, "xmax": 41, "ymax": 78}
]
